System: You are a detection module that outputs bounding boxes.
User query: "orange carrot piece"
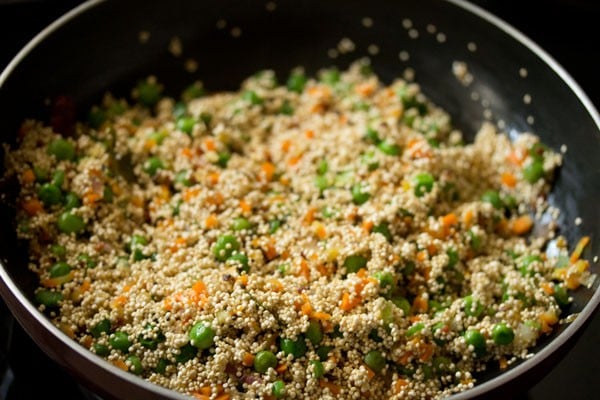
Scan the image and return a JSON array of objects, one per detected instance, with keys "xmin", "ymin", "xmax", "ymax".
[
  {"xmin": 412, "ymin": 294, "xmax": 429, "ymax": 313},
  {"xmin": 501, "ymin": 172, "xmax": 517, "ymax": 188},
  {"xmin": 299, "ymin": 259, "xmax": 311, "ymax": 281},
  {"xmin": 305, "ymin": 129, "xmax": 315, "ymax": 139},
  {"xmin": 441, "ymin": 213, "xmax": 458, "ymax": 227},
  {"xmin": 261, "ymin": 162, "xmax": 276, "ymax": 181},
  {"xmin": 22, "ymin": 169, "xmax": 35, "ymax": 184},
  {"xmin": 362, "ymin": 220, "xmax": 374, "ymax": 233},
  {"xmin": 311, "ymin": 311, "xmax": 332, "ymax": 321},
  {"xmin": 181, "ymin": 147, "xmax": 193, "ymax": 158},
  {"xmin": 512, "ymin": 215, "xmax": 533, "ymax": 235},
  {"xmin": 215, "ymin": 394, "xmax": 230, "ymax": 400},
  {"xmin": 239, "ymin": 199, "xmax": 252, "ymax": 214},
  {"xmin": 364, "ymin": 365, "xmax": 375, "ymax": 380},
  {"xmin": 303, "ymin": 207, "xmax": 317, "ymax": 225},
  {"xmin": 319, "ymin": 380, "xmax": 341, "ymax": 396},
  {"xmin": 301, "ymin": 301, "xmax": 313, "ymax": 316},
  {"xmin": 242, "ymin": 352, "xmax": 255, "ymax": 367},
  {"xmin": 287, "ymin": 154, "xmax": 302, "ymax": 167},
  {"xmin": 208, "ymin": 172, "xmax": 220, "ymax": 185},
  {"xmin": 22, "ymin": 198, "xmax": 43, "ymax": 216},
  {"xmin": 281, "ymin": 139, "xmax": 292, "ymax": 153},
  {"xmin": 112, "ymin": 359, "xmax": 128, "ymax": 371},
  {"xmin": 203, "ymin": 137, "xmax": 216, "ymax": 151},
  {"xmin": 205, "ymin": 214, "xmax": 219, "ymax": 229},
  {"xmin": 276, "ymin": 363, "xmax": 288, "ymax": 374},
  {"xmin": 570, "ymin": 236, "xmax": 590, "ymax": 264}
]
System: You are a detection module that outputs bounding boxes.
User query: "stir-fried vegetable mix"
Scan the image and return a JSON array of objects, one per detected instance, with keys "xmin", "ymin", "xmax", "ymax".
[{"xmin": 3, "ymin": 62, "xmax": 593, "ymax": 399}]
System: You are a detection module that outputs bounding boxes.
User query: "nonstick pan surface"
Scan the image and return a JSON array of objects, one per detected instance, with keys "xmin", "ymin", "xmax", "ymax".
[{"xmin": 0, "ymin": 1, "xmax": 599, "ymax": 399}]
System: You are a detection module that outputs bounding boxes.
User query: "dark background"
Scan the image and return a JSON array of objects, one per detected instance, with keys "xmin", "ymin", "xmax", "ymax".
[{"xmin": 0, "ymin": 0, "xmax": 599, "ymax": 399}]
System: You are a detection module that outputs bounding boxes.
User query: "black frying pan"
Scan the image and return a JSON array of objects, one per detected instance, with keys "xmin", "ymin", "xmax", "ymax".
[{"xmin": 1, "ymin": 1, "xmax": 599, "ymax": 399}]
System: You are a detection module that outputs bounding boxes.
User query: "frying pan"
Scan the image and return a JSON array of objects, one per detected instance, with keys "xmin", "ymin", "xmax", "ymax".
[{"xmin": 1, "ymin": 0, "xmax": 599, "ymax": 399}]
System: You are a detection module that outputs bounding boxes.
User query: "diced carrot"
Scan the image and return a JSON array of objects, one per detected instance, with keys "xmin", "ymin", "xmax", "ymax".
[
  {"xmin": 207, "ymin": 192, "xmax": 224, "ymax": 206},
  {"xmin": 426, "ymin": 243, "xmax": 437, "ymax": 256},
  {"xmin": 301, "ymin": 301, "xmax": 313, "ymax": 316},
  {"xmin": 499, "ymin": 357, "xmax": 508, "ymax": 370},
  {"xmin": 276, "ymin": 363, "xmax": 288, "ymax": 374},
  {"xmin": 110, "ymin": 295, "xmax": 127, "ymax": 309},
  {"xmin": 192, "ymin": 280, "xmax": 206, "ymax": 296},
  {"xmin": 163, "ymin": 296, "xmax": 173, "ymax": 311},
  {"xmin": 394, "ymin": 378, "xmax": 408, "ymax": 394},
  {"xmin": 512, "ymin": 215, "xmax": 533, "ymax": 235},
  {"xmin": 83, "ymin": 191, "xmax": 101, "ymax": 206},
  {"xmin": 539, "ymin": 311, "xmax": 558, "ymax": 333},
  {"xmin": 441, "ymin": 213, "xmax": 458, "ymax": 227},
  {"xmin": 207, "ymin": 172, "xmax": 220, "ymax": 186},
  {"xmin": 269, "ymin": 279, "xmax": 283, "ymax": 292},
  {"xmin": 397, "ymin": 351, "xmax": 412, "ymax": 366},
  {"xmin": 237, "ymin": 274, "xmax": 248, "ymax": 286},
  {"xmin": 299, "ymin": 259, "xmax": 311, "ymax": 281},
  {"xmin": 305, "ymin": 129, "xmax": 315, "ymax": 139},
  {"xmin": 501, "ymin": 172, "xmax": 517, "ymax": 188},
  {"xmin": 340, "ymin": 292, "xmax": 361, "ymax": 312},
  {"xmin": 192, "ymin": 395, "xmax": 210, "ymax": 400},
  {"xmin": 215, "ymin": 394, "xmax": 230, "ymax": 400},
  {"xmin": 311, "ymin": 311, "xmax": 331, "ymax": 321},
  {"xmin": 355, "ymin": 82, "xmax": 376, "ymax": 97},
  {"xmin": 112, "ymin": 359, "xmax": 128, "ymax": 371},
  {"xmin": 261, "ymin": 162, "xmax": 276, "ymax": 181},
  {"xmin": 362, "ymin": 220, "xmax": 374, "ymax": 233},
  {"xmin": 541, "ymin": 282, "xmax": 554, "ymax": 295},
  {"xmin": 264, "ymin": 242, "xmax": 278, "ymax": 261},
  {"xmin": 506, "ymin": 149, "xmax": 526, "ymax": 166},
  {"xmin": 418, "ymin": 341, "xmax": 434, "ymax": 362},
  {"xmin": 131, "ymin": 195, "xmax": 145, "ymax": 207},
  {"xmin": 319, "ymin": 380, "xmax": 341, "ymax": 396},
  {"xmin": 463, "ymin": 209, "xmax": 474, "ymax": 227},
  {"xmin": 303, "ymin": 207, "xmax": 317, "ymax": 225},
  {"xmin": 181, "ymin": 147, "xmax": 193, "ymax": 158},
  {"xmin": 287, "ymin": 153, "xmax": 303, "ymax": 167},
  {"xmin": 314, "ymin": 223, "xmax": 327, "ymax": 240},
  {"xmin": 416, "ymin": 250, "xmax": 427, "ymax": 262},
  {"xmin": 205, "ymin": 214, "xmax": 219, "ymax": 229},
  {"xmin": 22, "ymin": 169, "xmax": 35, "ymax": 184},
  {"xmin": 203, "ymin": 137, "xmax": 216, "ymax": 151},
  {"xmin": 198, "ymin": 387, "xmax": 212, "ymax": 396},
  {"xmin": 570, "ymin": 236, "xmax": 590, "ymax": 264},
  {"xmin": 239, "ymin": 199, "xmax": 252, "ymax": 214},
  {"xmin": 412, "ymin": 294, "xmax": 428, "ymax": 313},
  {"xmin": 242, "ymin": 352, "xmax": 255, "ymax": 367},
  {"xmin": 281, "ymin": 139, "xmax": 292, "ymax": 153},
  {"xmin": 22, "ymin": 198, "xmax": 43, "ymax": 216},
  {"xmin": 364, "ymin": 365, "xmax": 375, "ymax": 379},
  {"xmin": 182, "ymin": 187, "xmax": 200, "ymax": 202}
]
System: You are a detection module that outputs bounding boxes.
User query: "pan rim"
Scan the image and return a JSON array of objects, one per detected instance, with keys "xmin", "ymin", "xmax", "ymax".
[{"xmin": 0, "ymin": 0, "xmax": 599, "ymax": 399}]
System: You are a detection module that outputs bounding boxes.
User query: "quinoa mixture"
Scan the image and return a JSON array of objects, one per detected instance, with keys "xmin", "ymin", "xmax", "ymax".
[{"xmin": 3, "ymin": 62, "xmax": 594, "ymax": 399}]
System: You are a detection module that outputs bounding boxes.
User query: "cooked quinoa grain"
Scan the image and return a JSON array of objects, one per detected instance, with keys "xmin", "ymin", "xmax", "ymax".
[{"xmin": 3, "ymin": 62, "xmax": 593, "ymax": 399}]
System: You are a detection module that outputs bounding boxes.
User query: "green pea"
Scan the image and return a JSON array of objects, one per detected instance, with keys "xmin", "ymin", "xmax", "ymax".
[
  {"xmin": 317, "ymin": 159, "xmax": 328, "ymax": 175},
  {"xmin": 189, "ymin": 322, "xmax": 216, "ymax": 349},
  {"xmin": 109, "ymin": 331, "xmax": 131, "ymax": 352},
  {"xmin": 361, "ymin": 151, "xmax": 379, "ymax": 171},
  {"xmin": 351, "ymin": 184, "xmax": 371, "ymax": 205},
  {"xmin": 47, "ymin": 138, "xmax": 76, "ymax": 161},
  {"xmin": 52, "ymin": 170, "xmax": 65, "ymax": 187},
  {"xmin": 33, "ymin": 166, "xmax": 49, "ymax": 182},
  {"xmin": 38, "ymin": 183, "xmax": 63, "ymax": 206},
  {"xmin": 176, "ymin": 116, "xmax": 196, "ymax": 135},
  {"xmin": 364, "ymin": 128, "xmax": 381, "ymax": 144},
  {"xmin": 529, "ymin": 142, "xmax": 547, "ymax": 161},
  {"xmin": 429, "ymin": 299, "xmax": 445, "ymax": 314},
  {"xmin": 213, "ymin": 235, "xmax": 240, "ymax": 261},
  {"xmin": 413, "ymin": 173, "xmax": 434, "ymax": 197},
  {"xmin": 136, "ymin": 80, "xmax": 162, "ymax": 107},
  {"xmin": 553, "ymin": 283, "xmax": 570, "ymax": 307},
  {"xmin": 138, "ymin": 325, "xmax": 165, "ymax": 350},
  {"xmin": 216, "ymin": 151, "xmax": 231, "ymax": 168},
  {"xmin": 523, "ymin": 159, "xmax": 544, "ymax": 183},
  {"xmin": 481, "ymin": 190, "xmax": 503, "ymax": 209},
  {"xmin": 50, "ymin": 244, "xmax": 66, "ymax": 259},
  {"xmin": 130, "ymin": 234, "xmax": 148, "ymax": 251},
  {"xmin": 311, "ymin": 360, "xmax": 325, "ymax": 378},
  {"xmin": 107, "ymin": 100, "xmax": 127, "ymax": 117},
  {"xmin": 127, "ymin": 355, "xmax": 143, "ymax": 375},
  {"xmin": 316, "ymin": 346, "xmax": 332, "ymax": 361},
  {"xmin": 406, "ymin": 322, "xmax": 424, "ymax": 338},
  {"xmin": 242, "ymin": 90, "xmax": 263, "ymax": 105},
  {"xmin": 181, "ymin": 82, "xmax": 205, "ymax": 102},
  {"xmin": 319, "ymin": 68, "xmax": 340, "ymax": 85},
  {"xmin": 373, "ymin": 271, "xmax": 395, "ymax": 291},
  {"xmin": 57, "ymin": 211, "xmax": 85, "ymax": 234},
  {"xmin": 280, "ymin": 336, "xmax": 307, "ymax": 358},
  {"xmin": 433, "ymin": 356, "xmax": 453, "ymax": 374},
  {"xmin": 90, "ymin": 319, "xmax": 111, "ymax": 338},
  {"xmin": 232, "ymin": 217, "xmax": 252, "ymax": 231},
  {"xmin": 380, "ymin": 302, "xmax": 395, "ymax": 326},
  {"xmin": 344, "ymin": 254, "xmax": 368, "ymax": 274},
  {"xmin": 364, "ymin": 350, "xmax": 386, "ymax": 373},
  {"xmin": 372, "ymin": 222, "xmax": 392, "ymax": 243},
  {"xmin": 172, "ymin": 102, "xmax": 187, "ymax": 119},
  {"xmin": 315, "ymin": 175, "xmax": 331, "ymax": 191},
  {"xmin": 279, "ymin": 100, "xmax": 294, "ymax": 115},
  {"xmin": 468, "ymin": 230, "xmax": 481, "ymax": 251},
  {"xmin": 63, "ymin": 192, "xmax": 81, "ymax": 210},
  {"xmin": 463, "ymin": 295, "xmax": 484, "ymax": 318},
  {"xmin": 200, "ymin": 112, "xmax": 213, "ymax": 127},
  {"xmin": 272, "ymin": 380, "xmax": 286, "ymax": 398},
  {"xmin": 49, "ymin": 261, "xmax": 71, "ymax": 278},
  {"xmin": 306, "ymin": 321, "xmax": 323, "ymax": 346},
  {"xmin": 287, "ymin": 71, "xmax": 307, "ymax": 93},
  {"xmin": 492, "ymin": 322, "xmax": 514, "ymax": 345},
  {"xmin": 78, "ymin": 253, "xmax": 97, "ymax": 268},
  {"xmin": 174, "ymin": 343, "xmax": 198, "ymax": 363},
  {"xmin": 377, "ymin": 141, "xmax": 401, "ymax": 156},
  {"xmin": 391, "ymin": 296, "xmax": 411, "ymax": 316},
  {"xmin": 143, "ymin": 157, "xmax": 163, "ymax": 176},
  {"xmin": 88, "ymin": 107, "xmax": 106, "ymax": 129},
  {"xmin": 154, "ymin": 358, "xmax": 170, "ymax": 374},
  {"xmin": 175, "ymin": 170, "xmax": 192, "ymax": 187},
  {"xmin": 369, "ymin": 328, "xmax": 383, "ymax": 343},
  {"xmin": 446, "ymin": 248, "xmax": 459, "ymax": 268},
  {"xmin": 228, "ymin": 253, "xmax": 250, "ymax": 273},
  {"xmin": 464, "ymin": 329, "xmax": 486, "ymax": 356},
  {"xmin": 103, "ymin": 185, "xmax": 113, "ymax": 203},
  {"xmin": 35, "ymin": 289, "xmax": 62, "ymax": 307},
  {"xmin": 254, "ymin": 350, "xmax": 277, "ymax": 373},
  {"xmin": 269, "ymin": 219, "xmax": 282, "ymax": 234},
  {"xmin": 93, "ymin": 343, "xmax": 110, "ymax": 357},
  {"xmin": 519, "ymin": 255, "xmax": 542, "ymax": 276}
]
